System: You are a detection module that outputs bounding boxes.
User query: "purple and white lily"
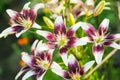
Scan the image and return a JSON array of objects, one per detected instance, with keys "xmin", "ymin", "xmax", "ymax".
[
  {"xmin": 0, "ymin": 2, "xmax": 44, "ymax": 38},
  {"xmin": 36, "ymin": 16, "xmax": 87, "ymax": 66},
  {"xmin": 15, "ymin": 40, "xmax": 54, "ymax": 80},
  {"xmin": 51, "ymin": 54, "xmax": 95, "ymax": 80},
  {"xmin": 80, "ymin": 18, "xmax": 120, "ymax": 64}
]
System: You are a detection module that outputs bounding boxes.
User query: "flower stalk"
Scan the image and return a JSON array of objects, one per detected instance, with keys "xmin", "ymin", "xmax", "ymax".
[{"xmin": 84, "ymin": 48, "xmax": 118, "ymax": 79}]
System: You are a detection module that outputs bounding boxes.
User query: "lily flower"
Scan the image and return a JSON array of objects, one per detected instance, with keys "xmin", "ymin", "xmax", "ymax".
[
  {"xmin": 15, "ymin": 40, "xmax": 54, "ymax": 80},
  {"xmin": 45, "ymin": 0, "xmax": 65, "ymax": 15},
  {"xmin": 0, "ymin": 2, "xmax": 44, "ymax": 38},
  {"xmin": 80, "ymin": 18, "xmax": 120, "ymax": 64},
  {"xmin": 36, "ymin": 16, "xmax": 87, "ymax": 65},
  {"xmin": 70, "ymin": 0, "xmax": 110, "ymax": 17},
  {"xmin": 51, "ymin": 54, "xmax": 95, "ymax": 80}
]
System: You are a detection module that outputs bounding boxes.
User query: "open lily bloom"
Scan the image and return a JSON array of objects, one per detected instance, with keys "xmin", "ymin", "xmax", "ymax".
[
  {"xmin": 71, "ymin": 0, "xmax": 95, "ymax": 17},
  {"xmin": 15, "ymin": 40, "xmax": 54, "ymax": 80},
  {"xmin": 0, "ymin": 2, "xmax": 44, "ymax": 38},
  {"xmin": 80, "ymin": 18, "xmax": 120, "ymax": 64},
  {"xmin": 45, "ymin": 0, "xmax": 65, "ymax": 14},
  {"xmin": 71, "ymin": 0, "xmax": 110, "ymax": 17},
  {"xmin": 51, "ymin": 54, "xmax": 95, "ymax": 80},
  {"xmin": 36, "ymin": 16, "xmax": 87, "ymax": 65}
]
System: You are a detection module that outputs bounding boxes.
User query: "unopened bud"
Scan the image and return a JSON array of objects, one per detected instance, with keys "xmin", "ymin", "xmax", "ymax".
[
  {"xmin": 93, "ymin": 1, "xmax": 105, "ymax": 16},
  {"xmin": 43, "ymin": 16, "xmax": 54, "ymax": 29},
  {"xmin": 68, "ymin": 13, "xmax": 75, "ymax": 25}
]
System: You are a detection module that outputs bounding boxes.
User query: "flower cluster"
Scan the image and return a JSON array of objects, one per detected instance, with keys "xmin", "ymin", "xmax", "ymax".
[{"xmin": 0, "ymin": 0, "xmax": 120, "ymax": 80}]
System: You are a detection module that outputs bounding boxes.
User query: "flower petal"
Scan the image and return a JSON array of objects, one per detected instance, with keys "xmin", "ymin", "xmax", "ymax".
[
  {"xmin": 21, "ymin": 52, "xmax": 33, "ymax": 66},
  {"xmin": 113, "ymin": 34, "xmax": 120, "ymax": 40},
  {"xmin": 35, "ymin": 41, "xmax": 49, "ymax": 55},
  {"xmin": 46, "ymin": 49, "xmax": 54, "ymax": 62},
  {"xmin": 32, "ymin": 22, "xmax": 41, "ymax": 29},
  {"xmin": 92, "ymin": 44, "xmax": 104, "ymax": 64},
  {"xmin": 68, "ymin": 54, "xmax": 79, "ymax": 73},
  {"xmin": 16, "ymin": 29, "xmax": 28, "ymax": 38},
  {"xmin": 22, "ymin": 70, "xmax": 36, "ymax": 80},
  {"xmin": 85, "ymin": 0, "xmax": 94, "ymax": 7},
  {"xmin": 67, "ymin": 22, "xmax": 82, "ymax": 37},
  {"xmin": 32, "ymin": 3, "xmax": 45, "ymax": 13},
  {"xmin": 22, "ymin": 2, "xmax": 31, "ymax": 10},
  {"xmin": 98, "ymin": 18, "xmax": 109, "ymax": 35},
  {"xmin": 80, "ymin": 22, "xmax": 96, "ymax": 38},
  {"xmin": 31, "ymin": 40, "xmax": 39, "ymax": 54},
  {"xmin": 36, "ymin": 30, "xmax": 55, "ymax": 41},
  {"xmin": 51, "ymin": 62, "xmax": 70, "ymax": 79},
  {"xmin": 6, "ymin": 9, "xmax": 18, "ymax": 18},
  {"xmin": 67, "ymin": 37, "xmax": 86, "ymax": 48},
  {"xmin": 83, "ymin": 60, "xmax": 95, "ymax": 72},
  {"xmin": 60, "ymin": 47, "xmax": 68, "ymax": 66},
  {"xmin": 37, "ymin": 71, "xmax": 46, "ymax": 80},
  {"xmin": 109, "ymin": 42, "xmax": 120, "ymax": 49},
  {"xmin": 15, "ymin": 66, "xmax": 30, "ymax": 80},
  {"xmin": 54, "ymin": 16, "xmax": 66, "ymax": 35},
  {"xmin": 103, "ymin": 41, "xmax": 112, "ymax": 46},
  {"xmin": 12, "ymin": 26, "xmax": 25, "ymax": 33},
  {"xmin": 73, "ymin": 38, "xmax": 87, "ymax": 46},
  {"xmin": 0, "ymin": 27, "xmax": 15, "ymax": 38},
  {"xmin": 105, "ymin": 34, "xmax": 115, "ymax": 40}
]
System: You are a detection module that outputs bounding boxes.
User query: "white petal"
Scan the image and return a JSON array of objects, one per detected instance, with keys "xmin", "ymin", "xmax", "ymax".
[
  {"xmin": 37, "ymin": 71, "xmax": 46, "ymax": 80},
  {"xmin": 93, "ymin": 44, "xmax": 104, "ymax": 64},
  {"xmin": 35, "ymin": 41, "xmax": 49, "ymax": 55},
  {"xmin": 36, "ymin": 30, "xmax": 54, "ymax": 40},
  {"xmin": 0, "ymin": 27, "xmax": 14, "ymax": 38},
  {"xmin": 61, "ymin": 53, "xmax": 68, "ymax": 66},
  {"xmin": 21, "ymin": 52, "xmax": 31, "ymax": 65},
  {"xmin": 51, "ymin": 62, "xmax": 66, "ymax": 77},
  {"xmin": 16, "ymin": 29, "xmax": 28, "ymax": 38},
  {"xmin": 15, "ymin": 71, "xmax": 23, "ymax": 80},
  {"xmin": 22, "ymin": 70, "xmax": 36, "ymax": 80},
  {"xmin": 54, "ymin": 16, "xmax": 63, "ymax": 26},
  {"xmin": 32, "ymin": 22, "xmax": 41, "ymax": 29},
  {"xmin": 51, "ymin": 62, "xmax": 62, "ymax": 70},
  {"xmin": 33, "ymin": 3, "xmax": 45, "ymax": 13},
  {"xmin": 70, "ymin": 0, "xmax": 80, "ymax": 4},
  {"xmin": 70, "ymin": 22, "xmax": 82, "ymax": 32},
  {"xmin": 99, "ymin": 18, "xmax": 109, "ymax": 32},
  {"xmin": 85, "ymin": 0, "xmax": 94, "ymax": 7},
  {"xmin": 109, "ymin": 42, "xmax": 120, "ymax": 49},
  {"xmin": 23, "ymin": 2, "xmax": 31, "ymax": 10},
  {"xmin": 68, "ymin": 54, "xmax": 76, "ymax": 64},
  {"xmin": 15, "ymin": 66, "xmax": 30, "ymax": 80},
  {"xmin": 31, "ymin": 39, "xmax": 39, "ymax": 53},
  {"xmin": 74, "ymin": 38, "xmax": 87, "ymax": 46},
  {"xmin": 6, "ymin": 9, "xmax": 18, "ymax": 18},
  {"xmin": 80, "ymin": 37, "xmax": 92, "ymax": 43},
  {"xmin": 83, "ymin": 60, "xmax": 95, "ymax": 72},
  {"xmin": 114, "ymin": 34, "xmax": 120, "ymax": 40}
]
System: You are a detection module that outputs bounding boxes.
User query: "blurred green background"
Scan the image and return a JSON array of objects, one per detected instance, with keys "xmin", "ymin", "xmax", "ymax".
[{"xmin": 0, "ymin": 0, "xmax": 120, "ymax": 80}]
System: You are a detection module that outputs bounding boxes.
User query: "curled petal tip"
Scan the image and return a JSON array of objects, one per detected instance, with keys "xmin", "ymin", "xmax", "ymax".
[{"xmin": 23, "ymin": 2, "xmax": 31, "ymax": 9}]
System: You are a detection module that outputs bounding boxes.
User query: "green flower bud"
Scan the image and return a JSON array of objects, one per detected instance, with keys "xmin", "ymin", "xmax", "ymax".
[
  {"xmin": 43, "ymin": 16, "xmax": 54, "ymax": 29},
  {"xmin": 93, "ymin": 1, "xmax": 105, "ymax": 16},
  {"xmin": 68, "ymin": 13, "xmax": 75, "ymax": 25}
]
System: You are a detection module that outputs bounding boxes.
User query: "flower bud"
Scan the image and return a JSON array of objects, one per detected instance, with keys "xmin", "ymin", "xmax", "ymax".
[
  {"xmin": 93, "ymin": 1, "xmax": 105, "ymax": 16},
  {"xmin": 68, "ymin": 13, "xmax": 75, "ymax": 25},
  {"xmin": 43, "ymin": 16, "xmax": 54, "ymax": 29}
]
